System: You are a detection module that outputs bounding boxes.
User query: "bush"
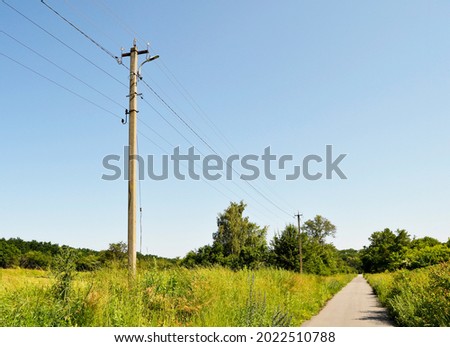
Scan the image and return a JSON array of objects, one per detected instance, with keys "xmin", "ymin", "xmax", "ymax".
[
  {"xmin": 20, "ymin": 251, "xmax": 52, "ymax": 270},
  {"xmin": 0, "ymin": 240, "xmax": 21, "ymax": 268},
  {"xmin": 76, "ymin": 254, "xmax": 101, "ymax": 271},
  {"xmin": 404, "ymin": 245, "xmax": 450, "ymax": 269},
  {"xmin": 366, "ymin": 262, "xmax": 450, "ymax": 326}
]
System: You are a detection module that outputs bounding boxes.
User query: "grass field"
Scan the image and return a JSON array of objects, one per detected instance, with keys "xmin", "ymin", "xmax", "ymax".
[
  {"xmin": 365, "ymin": 262, "xmax": 450, "ymax": 327},
  {"xmin": 0, "ymin": 266, "xmax": 354, "ymax": 327}
]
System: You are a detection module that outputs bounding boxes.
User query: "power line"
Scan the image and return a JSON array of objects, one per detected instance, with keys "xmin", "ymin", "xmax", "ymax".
[
  {"xmin": 38, "ymin": 1, "xmax": 284, "ymax": 255},
  {"xmin": 139, "ymin": 77, "xmax": 293, "ymax": 218},
  {"xmin": 137, "ymin": 103, "xmax": 285, "ymax": 222},
  {"xmin": 62, "ymin": 0, "xmax": 124, "ymax": 48},
  {"xmin": 156, "ymin": 59, "xmax": 239, "ymax": 154},
  {"xmin": 48, "ymin": 0, "xmax": 294, "ymax": 219},
  {"xmin": 145, "ymin": 62, "xmax": 294, "ymax": 218},
  {"xmin": 91, "ymin": 0, "xmax": 147, "ymax": 47},
  {"xmin": 137, "ymin": 129, "xmax": 273, "ymax": 223},
  {"xmin": 10, "ymin": 0, "xmax": 294, "ymax": 221},
  {"xmin": 141, "ymin": 97, "xmax": 198, "ymax": 149},
  {"xmin": 40, "ymin": 0, "xmax": 121, "ymax": 64},
  {"xmin": 1, "ymin": 0, "xmax": 126, "ymax": 88},
  {"xmin": 139, "ymin": 71, "xmax": 212, "ymax": 144},
  {"xmin": 138, "ymin": 118, "xmax": 174, "ymax": 150},
  {"xmin": 140, "ymin": 78, "xmax": 218, "ymax": 155},
  {"xmin": 155, "ymin": 60, "xmax": 295, "ymax": 213},
  {"xmin": 0, "ymin": 30, "xmax": 125, "ymax": 110},
  {"xmin": 0, "ymin": 51, "xmax": 122, "ymax": 121},
  {"xmin": 140, "ymin": 105, "xmax": 288, "ymax": 254}
]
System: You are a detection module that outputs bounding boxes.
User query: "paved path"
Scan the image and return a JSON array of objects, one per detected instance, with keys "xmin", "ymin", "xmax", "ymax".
[{"xmin": 302, "ymin": 274, "xmax": 393, "ymax": 327}]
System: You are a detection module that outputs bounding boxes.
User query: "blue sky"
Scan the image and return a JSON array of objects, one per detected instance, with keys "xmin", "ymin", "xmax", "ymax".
[{"xmin": 1, "ymin": 0, "xmax": 449, "ymax": 258}]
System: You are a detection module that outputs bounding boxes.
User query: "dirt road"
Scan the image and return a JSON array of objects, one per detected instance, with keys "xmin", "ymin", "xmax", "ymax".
[{"xmin": 301, "ymin": 274, "xmax": 393, "ymax": 327}]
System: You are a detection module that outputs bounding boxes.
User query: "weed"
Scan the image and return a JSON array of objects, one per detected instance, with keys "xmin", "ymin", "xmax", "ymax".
[
  {"xmin": 0, "ymin": 267, "xmax": 354, "ymax": 327},
  {"xmin": 366, "ymin": 262, "xmax": 450, "ymax": 326}
]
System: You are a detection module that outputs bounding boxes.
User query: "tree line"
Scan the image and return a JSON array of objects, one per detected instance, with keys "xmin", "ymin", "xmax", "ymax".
[
  {"xmin": 0, "ymin": 238, "xmax": 175, "ymax": 271},
  {"xmin": 361, "ymin": 228, "xmax": 450, "ymax": 272},
  {"xmin": 181, "ymin": 201, "xmax": 355, "ymax": 274},
  {"xmin": 181, "ymin": 201, "xmax": 450, "ymax": 274},
  {"xmin": 1, "ymin": 201, "xmax": 449, "ymax": 273}
]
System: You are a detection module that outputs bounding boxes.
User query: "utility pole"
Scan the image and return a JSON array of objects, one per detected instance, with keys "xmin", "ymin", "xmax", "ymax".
[
  {"xmin": 121, "ymin": 40, "xmax": 158, "ymax": 277},
  {"xmin": 295, "ymin": 212, "xmax": 303, "ymax": 274}
]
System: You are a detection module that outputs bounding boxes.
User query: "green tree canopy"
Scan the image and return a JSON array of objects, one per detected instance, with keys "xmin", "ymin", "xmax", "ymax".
[
  {"xmin": 212, "ymin": 201, "xmax": 267, "ymax": 259},
  {"xmin": 302, "ymin": 215, "xmax": 336, "ymax": 244},
  {"xmin": 270, "ymin": 224, "xmax": 305, "ymax": 272},
  {"xmin": 182, "ymin": 201, "xmax": 268, "ymax": 269},
  {"xmin": 410, "ymin": 236, "xmax": 441, "ymax": 249},
  {"xmin": 362, "ymin": 228, "xmax": 413, "ymax": 272},
  {"xmin": 0, "ymin": 239, "xmax": 21, "ymax": 268}
]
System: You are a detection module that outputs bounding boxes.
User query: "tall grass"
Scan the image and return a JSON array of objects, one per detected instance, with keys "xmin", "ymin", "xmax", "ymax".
[
  {"xmin": 0, "ymin": 266, "xmax": 354, "ymax": 327},
  {"xmin": 365, "ymin": 262, "xmax": 450, "ymax": 326}
]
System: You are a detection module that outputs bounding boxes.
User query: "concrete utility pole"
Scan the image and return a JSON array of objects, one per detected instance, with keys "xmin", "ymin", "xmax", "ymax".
[
  {"xmin": 295, "ymin": 212, "xmax": 303, "ymax": 274},
  {"xmin": 121, "ymin": 40, "xmax": 158, "ymax": 276}
]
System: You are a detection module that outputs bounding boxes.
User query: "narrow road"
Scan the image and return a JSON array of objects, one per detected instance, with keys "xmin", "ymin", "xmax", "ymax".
[{"xmin": 302, "ymin": 274, "xmax": 393, "ymax": 327}]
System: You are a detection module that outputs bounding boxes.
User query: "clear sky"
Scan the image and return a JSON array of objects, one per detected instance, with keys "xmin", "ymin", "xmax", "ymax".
[{"xmin": 1, "ymin": 0, "xmax": 449, "ymax": 258}]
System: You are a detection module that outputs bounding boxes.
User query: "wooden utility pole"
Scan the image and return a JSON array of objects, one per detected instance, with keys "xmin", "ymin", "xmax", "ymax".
[
  {"xmin": 121, "ymin": 40, "xmax": 148, "ymax": 277},
  {"xmin": 295, "ymin": 212, "xmax": 303, "ymax": 274}
]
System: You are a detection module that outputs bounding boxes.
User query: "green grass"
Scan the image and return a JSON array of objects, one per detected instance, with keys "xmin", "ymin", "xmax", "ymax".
[
  {"xmin": 0, "ymin": 268, "xmax": 51, "ymax": 291},
  {"xmin": 365, "ymin": 261, "xmax": 450, "ymax": 326},
  {"xmin": 0, "ymin": 266, "xmax": 354, "ymax": 327}
]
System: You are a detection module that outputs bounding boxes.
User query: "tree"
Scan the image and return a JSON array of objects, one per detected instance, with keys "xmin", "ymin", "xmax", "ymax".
[
  {"xmin": 269, "ymin": 223, "xmax": 350, "ymax": 275},
  {"xmin": 0, "ymin": 239, "xmax": 21, "ymax": 268},
  {"xmin": 339, "ymin": 249, "xmax": 363, "ymax": 273},
  {"xmin": 361, "ymin": 228, "xmax": 396, "ymax": 273},
  {"xmin": 20, "ymin": 251, "xmax": 52, "ymax": 269},
  {"xmin": 181, "ymin": 243, "xmax": 226, "ymax": 268},
  {"xmin": 183, "ymin": 201, "xmax": 268, "ymax": 269},
  {"xmin": 301, "ymin": 239, "xmax": 352, "ymax": 275},
  {"xmin": 404, "ymin": 244, "xmax": 450, "ymax": 269},
  {"xmin": 361, "ymin": 228, "xmax": 412, "ymax": 272},
  {"xmin": 270, "ymin": 224, "xmax": 306, "ymax": 271},
  {"xmin": 411, "ymin": 236, "xmax": 441, "ymax": 249},
  {"xmin": 101, "ymin": 242, "xmax": 127, "ymax": 263},
  {"xmin": 76, "ymin": 254, "xmax": 101, "ymax": 271},
  {"xmin": 212, "ymin": 201, "xmax": 268, "ymax": 265},
  {"xmin": 302, "ymin": 215, "xmax": 336, "ymax": 244}
]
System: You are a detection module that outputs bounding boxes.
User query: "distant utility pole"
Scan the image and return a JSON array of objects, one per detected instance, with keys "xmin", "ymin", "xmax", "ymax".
[
  {"xmin": 121, "ymin": 40, "xmax": 158, "ymax": 277},
  {"xmin": 295, "ymin": 212, "xmax": 303, "ymax": 274}
]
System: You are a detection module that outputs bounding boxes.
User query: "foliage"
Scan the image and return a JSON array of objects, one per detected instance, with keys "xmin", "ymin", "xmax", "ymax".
[
  {"xmin": 76, "ymin": 254, "xmax": 101, "ymax": 272},
  {"xmin": 0, "ymin": 238, "xmax": 175, "ymax": 271},
  {"xmin": 403, "ymin": 244, "xmax": 450, "ymax": 270},
  {"xmin": 338, "ymin": 249, "xmax": 363, "ymax": 273},
  {"xmin": 183, "ymin": 201, "xmax": 268, "ymax": 270},
  {"xmin": 301, "ymin": 215, "xmax": 336, "ymax": 244},
  {"xmin": 184, "ymin": 210, "xmax": 356, "ymax": 275},
  {"xmin": 270, "ymin": 221, "xmax": 356, "ymax": 275},
  {"xmin": 0, "ymin": 239, "xmax": 21, "ymax": 268},
  {"xmin": 366, "ymin": 262, "xmax": 450, "ymax": 326},
  {"xmin": 0, "ymin": 267, "xmax": 354, "ymax": 327},
  {"xmin": 270, "ymin": 224, "xmax": 304, "ymax": 272},
  {"xmin": 102, "ymin": 242, "xmax": 127, "ymax": 263},
  {"xmin": 361, "ymin": 230, "xmax": 449, "ymax": 273},
  {"xmin": 51, "ymin": 247, "xmax": 78, "ymax": 301},
  {"xmin": 213, "ymin": 201, "xmax": 268, "ymax": 260},
  {"xmin": 236, "ymin": 274, "xmax": 291, "ymax": 327},
  {"xmin": 20, "ymin": 251, "xmax": 52, "ymax": 270}
]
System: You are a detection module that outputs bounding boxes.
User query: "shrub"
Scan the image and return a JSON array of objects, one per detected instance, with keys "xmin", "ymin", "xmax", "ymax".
[{"xmin": 366, "ymin": 262, "xmax": 450, "ymax": 326}]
